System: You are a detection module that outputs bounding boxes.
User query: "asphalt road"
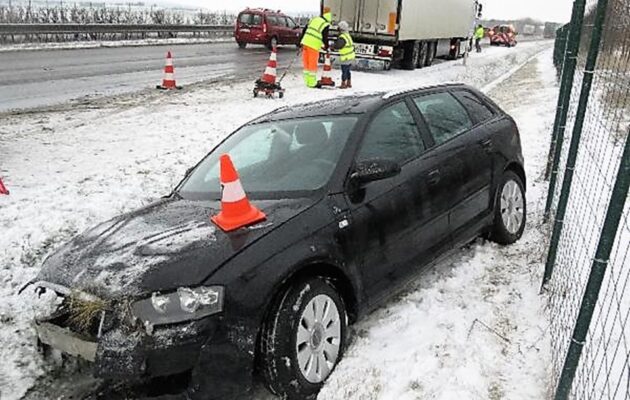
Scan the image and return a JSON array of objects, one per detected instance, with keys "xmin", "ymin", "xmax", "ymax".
[{"xmin": 0, "ymin": 42, "xmax": 302, "ymax": 113}]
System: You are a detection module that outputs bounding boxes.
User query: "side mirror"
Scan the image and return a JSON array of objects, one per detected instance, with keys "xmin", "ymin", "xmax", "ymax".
[{"xmin": 350, "ymin": 159, "xmax": 401, "ymax": 186}]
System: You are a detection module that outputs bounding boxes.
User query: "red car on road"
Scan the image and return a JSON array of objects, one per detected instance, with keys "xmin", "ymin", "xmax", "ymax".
[
  {"xmin": 234, "ymin": 8, "xmax": 302, "ymax": 49},
  {"xmin": 489, "ymin": 25, "xmax": 518, "ymax": 47}
]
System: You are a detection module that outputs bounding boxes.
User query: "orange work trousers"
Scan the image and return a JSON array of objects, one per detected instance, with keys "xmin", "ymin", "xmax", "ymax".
[{"xmin": 302, "ymin": 46, "xmax": 320, "ymax": 88}]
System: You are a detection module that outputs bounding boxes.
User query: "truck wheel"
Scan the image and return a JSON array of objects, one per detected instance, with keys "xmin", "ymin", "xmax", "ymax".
[
  {"xmin": 259, "ymin": 277, "xmax": 347, "ymax": 400},
  {"xmin": 424, "ymin": 41, "xmax": 435, "ymax": 67},
  {"xmin": 416, "ymin": 41, "xmax": 428, "ymax": 68},
  {"xmin": 449, "ymin": 39, "xmax": 461, "ymax": 59},
  {"xmin": 401, "ymin": 40, "xmax": 420, "ymax": 70},
  {"xmin": 237, "ymin": 41, "xmax": 247, "ymax": 49}
]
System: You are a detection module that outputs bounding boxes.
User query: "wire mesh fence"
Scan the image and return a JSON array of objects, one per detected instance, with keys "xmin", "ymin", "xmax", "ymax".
[{"xmin": 544, "ymin": 0, "xmax": 630, "ymax": 398}]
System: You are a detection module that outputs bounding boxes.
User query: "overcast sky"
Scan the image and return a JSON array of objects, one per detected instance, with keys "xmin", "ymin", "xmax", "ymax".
[{"xmin": 173, "ymin": 0, "xmax": 572, "ymax": 22}]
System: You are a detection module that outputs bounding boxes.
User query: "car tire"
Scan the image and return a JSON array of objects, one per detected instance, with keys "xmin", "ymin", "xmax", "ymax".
[
  {"xmin": 259, "ymin": 276, "xmax": 347, "ymax": 400},
  {"xmin": 490, "ymin": 171, "xmax": 526, "ymax": 245},
  {"xmin": 237, "ymin": 41, "xmax": 247, "ymax": 49},
  {"xmin": 267, "ymin": 36, "xmax": 278, "ymax": 50}
]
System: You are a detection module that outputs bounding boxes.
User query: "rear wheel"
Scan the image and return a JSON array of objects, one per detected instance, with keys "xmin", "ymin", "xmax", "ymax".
[
  {"xmin": 267, "ymin": 36, "xmax": 278, "ymax": 50},
  {"xmin": 490, "ymin": 171, "xmax": 526, "ymax": 244},
  {"xmin": 237, "ymin": 41, "xmax": 247, "ymax": 49},
  {"xmin": 401, "ymin": 40, "xmax": 420, "ymax": 70},
  {"xmin": 424, "ymin": 41, "xmax": 436, "ymax": 67},
  {"xmin": 259, "ymin": 277, "xmax": 347, "ymax": 400}
]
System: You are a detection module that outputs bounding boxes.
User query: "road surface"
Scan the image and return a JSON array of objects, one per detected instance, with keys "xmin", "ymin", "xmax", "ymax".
[{"xmin": 0, "ymin": 42, "xmax": 301, "ymax": 113}]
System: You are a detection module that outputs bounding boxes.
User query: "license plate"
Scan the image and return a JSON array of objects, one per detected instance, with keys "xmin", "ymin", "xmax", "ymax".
[
  {"xmin": 354, "ymin": 43, "xmax": 375, "ymax": 55},
  {"xmin": 35, "ymin": 321, "xmax": 98, "ymax": 362}
]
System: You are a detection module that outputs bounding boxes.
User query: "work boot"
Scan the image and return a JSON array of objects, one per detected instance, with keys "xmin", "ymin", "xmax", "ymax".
[
  {"xmin": 347, "ymin": 79, "xmax": 352, "ymax": 88},
  {"xmin": 340, "ymin": 80, "xmax": 348, "ymax": 89}
]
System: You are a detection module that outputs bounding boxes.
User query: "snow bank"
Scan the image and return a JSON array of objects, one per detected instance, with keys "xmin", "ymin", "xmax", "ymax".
[{"xmin": 0, "ymin": 40, "xmax": 553, "ymax": 399}]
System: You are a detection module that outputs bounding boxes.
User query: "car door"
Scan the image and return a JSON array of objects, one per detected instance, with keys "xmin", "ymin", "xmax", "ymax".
[
  {"xmin": 341, "ymin": 101, "xmax": 431, "ymax": 304},
  {"xmin": 411, "ymin": 91, "xmax": 493, "ymax": 239},
  {"xmin": 284, "ymin": 16, "xmax": 301, "ymax": 44}
]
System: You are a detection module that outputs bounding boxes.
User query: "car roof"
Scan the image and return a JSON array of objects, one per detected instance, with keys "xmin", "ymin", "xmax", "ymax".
[{"xmin": 249, "ymin": 84, "xmax": 481, "ymax": 124}]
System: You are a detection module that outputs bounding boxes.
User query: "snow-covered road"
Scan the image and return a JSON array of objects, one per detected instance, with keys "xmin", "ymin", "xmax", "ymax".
[{"xmin": 0, "ymin": 41, "xmax": 556, "ymax": 400}]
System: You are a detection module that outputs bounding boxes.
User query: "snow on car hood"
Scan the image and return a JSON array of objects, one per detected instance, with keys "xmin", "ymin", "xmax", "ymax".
[{"xmin": 36, "ymin": 197, "xmax": 313, "ymax": 299}]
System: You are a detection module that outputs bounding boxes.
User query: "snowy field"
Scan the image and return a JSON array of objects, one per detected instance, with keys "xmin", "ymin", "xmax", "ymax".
[{"xmin": 0, "ymin": 41, "xmax": 556, "ymax": 399}]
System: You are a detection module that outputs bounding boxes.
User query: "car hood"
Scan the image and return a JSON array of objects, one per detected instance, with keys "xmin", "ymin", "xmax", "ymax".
[{"xmin": 36, "ymin": 197, "xmax": 314, "ymax": 300}]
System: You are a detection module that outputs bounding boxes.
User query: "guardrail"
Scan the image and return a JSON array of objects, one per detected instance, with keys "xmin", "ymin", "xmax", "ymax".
[{"xmin": 0, "ymin": 23, "xmax": 234, "ymax": 43}]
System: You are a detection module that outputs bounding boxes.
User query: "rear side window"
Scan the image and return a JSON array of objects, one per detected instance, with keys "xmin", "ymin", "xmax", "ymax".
[
  {"xmin": 452, "ymin": 90, "xmax": 495, "ymax": 125},
  {"xmin": 413, "ymin": 92, "xmax": 473, "ymax": 145},
  {"xmin": 251, "ymin": 14, "xmax": 262, "ymax": 25},
  {"xmin": 357, "ymin": 102, "xmax": 425, "ymax": 164},
  {"xmin": 266, "ymin": 15, "xmax": 280, "ymax": 26}
]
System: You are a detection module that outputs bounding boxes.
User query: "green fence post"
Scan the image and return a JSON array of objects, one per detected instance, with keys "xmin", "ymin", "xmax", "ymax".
[
  {"xmin": 542, "ymin": 0, "xmax": 609, "ymax": 288},
  {"xmin": 543, "ymin": 0, "xmax": 587, "ymax": 220},
  {"xmin": 554, "ymin": 129, "xmax": 630, "ymax": 399}
]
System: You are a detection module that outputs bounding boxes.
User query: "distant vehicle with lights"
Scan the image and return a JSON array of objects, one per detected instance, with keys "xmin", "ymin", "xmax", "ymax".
[
  {"xmin": 234, "ymin": 8, "xmax": 302, "ymax": 49},
  {"xmin": 489, "ymin": 24, "xmax": 518, "ymax": 47}
]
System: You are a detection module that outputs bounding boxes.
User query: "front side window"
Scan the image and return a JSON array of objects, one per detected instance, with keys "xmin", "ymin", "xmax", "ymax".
[
  {"xmin": 286, "ymin": 17, "xmax": 297, "ymax": 28},
  {"xmin": 413, "ymin": 92, "xmax": 473, "ymax": 146},
  {"xmin": 356, "ymin": 102, "xmax": 424, "ymax": 165},
  {"xmin": 179, "ymin": 116, "xmax": 358, "ymax": 199}
]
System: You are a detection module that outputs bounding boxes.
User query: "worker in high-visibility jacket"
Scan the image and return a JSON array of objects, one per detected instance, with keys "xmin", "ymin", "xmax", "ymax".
[
  {"xmin": 474, "ymin": 24, "xmax": 485, "ymax": 53},
  {"xmin": 333, "ymin": 21, "xmax": 355, "ymax": 89},
  {"xmin": 300, "ymin": 11, "xmax": 332, "ymax": 88}
]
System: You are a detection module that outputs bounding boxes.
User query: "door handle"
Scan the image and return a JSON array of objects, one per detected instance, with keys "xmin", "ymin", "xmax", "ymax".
[
  {"xmin": 427, "ymin": 169, "xmax": 441, "ymax": 186},
  {"xmin": 481, "ymin": 138, "xmax": 493, "ymax": 151}
]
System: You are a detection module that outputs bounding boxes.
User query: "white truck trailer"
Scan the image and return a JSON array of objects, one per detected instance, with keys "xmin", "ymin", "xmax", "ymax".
[{"xmin": 322, "ymin": 0, "xmax": 482, "ymax": 70}]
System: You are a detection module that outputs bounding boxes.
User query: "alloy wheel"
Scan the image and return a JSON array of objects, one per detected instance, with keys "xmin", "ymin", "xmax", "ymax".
[
  {"xmin": 295, "ymin": 294, "xmax": 341, "ymax": 384},
  {"xmin": 500, "ymin": 179, "xmax": 525, "ymax": 234}
]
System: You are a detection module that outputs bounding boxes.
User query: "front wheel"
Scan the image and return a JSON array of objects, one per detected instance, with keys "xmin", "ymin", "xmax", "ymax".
[
  {"xmin": 259, "ymin": 277, "xmax": 347, "ymax": 400},
  {"xmin": 490, "ymin": 171, "xmax": 526, "ymax": 244},
  {"xmin": 237, "ymin": 41, "xmax": 247, "ymax": 49}
]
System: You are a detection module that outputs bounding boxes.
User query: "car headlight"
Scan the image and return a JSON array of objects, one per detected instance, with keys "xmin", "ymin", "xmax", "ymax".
[{"xmin": 132, "ymin": 286, "xmax": 224, "ymax": 328}]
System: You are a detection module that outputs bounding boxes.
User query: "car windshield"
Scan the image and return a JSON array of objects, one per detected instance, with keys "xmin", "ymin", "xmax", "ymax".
[{"xmin": 178, "ymin": 116, "xmax": 358, "ymax": 200}]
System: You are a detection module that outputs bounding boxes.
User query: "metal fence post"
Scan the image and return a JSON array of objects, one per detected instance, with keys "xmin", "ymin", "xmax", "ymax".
[
  {"xmin": 554, "ymin": 131, "xmax": 630, "ymax": 399},
  {"xmin": 543, "ymin": 0, "xmax": 587, "ymax": 220},
  {"xmin": 542, "ymin": 0, "xmax": 608, "ymax": 288}
]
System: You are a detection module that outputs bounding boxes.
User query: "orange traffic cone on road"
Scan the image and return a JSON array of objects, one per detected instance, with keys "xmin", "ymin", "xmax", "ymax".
[
  {"xmin": 156, "ymin": 51, "xmax": 181, "ymax": 90},
  {"xmin": 0, "ymin": 177, "xmax": 9, "ymax": 195},
  {"xmin": 261, "ymin": 46, "xmax": 278, "ymax": 84},
  {"xmin": 254, "ymin": 46, "xmax": 285, "ymax": 98},
  {"xmin": 211, "ymin": 154, "xmax": 266, "ymax": 232},
  {"xmin": 317, "ymin": 53, "xmax": 335, "ymax": 88}
]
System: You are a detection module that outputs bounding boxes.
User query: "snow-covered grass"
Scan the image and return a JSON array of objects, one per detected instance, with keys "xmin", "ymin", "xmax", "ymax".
[{"xmin": 0, "ymin": 41, "xmax": 554, "ymax": 399}]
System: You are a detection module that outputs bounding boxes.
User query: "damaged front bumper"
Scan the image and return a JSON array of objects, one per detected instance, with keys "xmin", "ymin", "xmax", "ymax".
[{"xmin": 30, "ymin": 281, "xmax": 218, "ymax": 380}]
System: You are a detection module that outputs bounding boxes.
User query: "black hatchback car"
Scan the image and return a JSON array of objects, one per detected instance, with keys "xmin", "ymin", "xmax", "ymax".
[{"xmin": 29, "ymin": 84, "xmax": 526, "ymax": 400}]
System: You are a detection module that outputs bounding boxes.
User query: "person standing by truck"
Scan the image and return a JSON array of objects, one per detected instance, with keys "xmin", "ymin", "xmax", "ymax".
[
  {"xmin": 474, "ymin": 24, "xmax": 485, "ymax": 52},
  {"xmin": 334, "ymin": 21, "xmax": 355, "ymax": 89},
  {"xmin": 300, "ymin": 11, "xmax": 332, "ymax": 88}
]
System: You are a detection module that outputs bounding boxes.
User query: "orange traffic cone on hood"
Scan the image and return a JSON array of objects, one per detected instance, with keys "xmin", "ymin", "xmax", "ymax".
[
  {"xmin": 211, "ymin": 154, "xmax": 266, "ymax": 232},
  {"xmin": 261, "ymin": 46, "xmax": 278, "ymax": 85},
  {"xmin": 317, "ymin": 52, "xmax": 335, "ymax": 88},
  {"xmin": 0, "ymin": 177, "xmax": 9, "ymax": 195},
  {"xmin": 156, "ymin": 51, "xmax": 181, "ymax": 90}
]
